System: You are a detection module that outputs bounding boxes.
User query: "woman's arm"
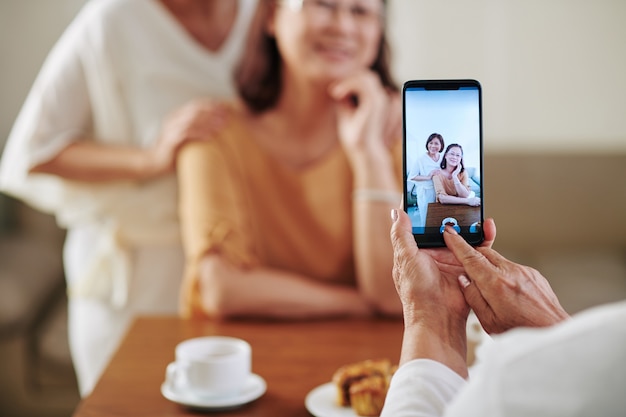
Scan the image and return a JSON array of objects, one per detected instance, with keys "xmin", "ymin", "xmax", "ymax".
[
  {"xmin": 197, "ymin": 255, "xmax": 373, "ymax": 319},
  {"xmin": 329, "ymin": 71, "xmax": 402, "ymax": 316},
  {"xmin": 31, "ymin": 101, "xmax": 226, "ymax": 182},
  {"xmin": 452, "ymin": 170, "xmax": 471, "ymax": 198},
  {"xmin": 438, "ymin": 194, "xmax": 481, "ymax": 206},
  {"xmin": 410, "ymin": 171, "xmax": 436, "ymax": 181},
  {"xmin": 433, "ymin": 173, "xmax": 480, "ymax": 206},
  {"xmin": 30, "ymin": 140, "xmax": 165, "ymax": 181},
  {"xmin": 350, "ymin": 149, "xmax": 402, "ymax": 315}
]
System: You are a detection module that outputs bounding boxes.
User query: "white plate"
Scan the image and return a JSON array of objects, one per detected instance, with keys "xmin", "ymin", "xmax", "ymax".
[
  {"xmin": 161, "ymin": 372, "xmax": 266, "ymax": 411},
  {"xmin": 305, "ymin": 382, "xmax": 377, "ymax": 417}
]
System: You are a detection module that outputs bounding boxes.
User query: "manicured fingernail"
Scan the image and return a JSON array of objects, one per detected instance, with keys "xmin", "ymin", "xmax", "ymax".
[
  {"xmin": 390, "ymin": 209, "xmax": 398, "ymax": 222},
  {"xmin": 458, "ymin": 275, "xmax": 471, "ymax": 288}
]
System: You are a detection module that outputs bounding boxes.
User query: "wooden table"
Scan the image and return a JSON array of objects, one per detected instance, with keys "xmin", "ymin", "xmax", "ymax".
[
  {"xmin": 72, "ymin": 316, "xmax": 404, "ymax": 417},
  {"xmin": 425, "ymin": 202, "xmax": 480, "ymax": 228}
]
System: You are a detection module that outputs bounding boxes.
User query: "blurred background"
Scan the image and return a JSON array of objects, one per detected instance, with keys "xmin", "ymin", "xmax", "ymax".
[{"xmin": 1, "ymin": 1, "xmax": 625, "ymax": 416}]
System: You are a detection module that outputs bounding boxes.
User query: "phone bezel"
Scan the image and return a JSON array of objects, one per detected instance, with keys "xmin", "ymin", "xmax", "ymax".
[{"xmin": 402, "ymin": 79, "xmax": 484, "ymax": 247}]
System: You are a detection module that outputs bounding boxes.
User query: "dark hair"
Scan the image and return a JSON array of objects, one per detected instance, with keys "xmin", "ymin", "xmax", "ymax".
[
  {"xmin": 425, "ymin": 133, "xmax": 445, "ymax": 152},
  {"xmin": 440, "ymin": 144, "xmax": 465, "ymax": 173},
  {"xmin": 235, "ymin": 0, "xmax": 397, "ymax": 114}
]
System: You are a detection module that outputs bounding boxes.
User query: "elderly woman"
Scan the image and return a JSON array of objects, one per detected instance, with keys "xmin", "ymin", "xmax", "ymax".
[{"xmin": 175, "ymin": 0, "xmax": 403, "ymax": 320}]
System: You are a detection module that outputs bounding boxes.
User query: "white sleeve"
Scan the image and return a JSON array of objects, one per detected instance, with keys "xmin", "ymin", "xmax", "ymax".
[
  {"xmin": 0, "ymin": 7, "xmax": 93, "ymax": 214},
  {"xmin": 3, "ymin": 16, "xmax": 91, "ymax": 170},
  {"xmin": 381, "ymin": 359, "xmax": 466, "ymax": 417}
]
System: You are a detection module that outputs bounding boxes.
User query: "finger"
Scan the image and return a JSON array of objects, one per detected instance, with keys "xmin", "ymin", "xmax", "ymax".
[
  {"xmin": 475, "ymin": 246, "xmax": 510, "ymax": 268},
  {"xmin": 390, "ymin": 208, "xmax": 418, "ymax": 258},
  {"xmin": 329, "ymin": 71, "xmax": 381, "ymax": 105},
  {"xmin": 457, "ymin": 274, "xmax": 491, "ymax": 319},
  {"xmin": 480, "ymin": 218, "xmax": 497, "ymax": 249},
  {"xmin": 443, "ymin": 226, "xmax": 497, "ymax": 282},
  {"xmin": 328, "ymin": 77, "xmax": 360, "ymax": 102}
]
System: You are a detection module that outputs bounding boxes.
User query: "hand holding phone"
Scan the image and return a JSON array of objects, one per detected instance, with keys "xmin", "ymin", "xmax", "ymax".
[{"xmin": 402, "ymin": 79, "xmax": 484, "ymax": 247}]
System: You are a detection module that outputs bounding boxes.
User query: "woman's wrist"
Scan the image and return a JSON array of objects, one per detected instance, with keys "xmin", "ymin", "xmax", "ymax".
[
  {"xmin": 401, "ymin": 311, "xmax": 469, "ymax": 378},
  {"xmin": 349, "ymin": 151, "xmax": 397, "ymax": 190}
]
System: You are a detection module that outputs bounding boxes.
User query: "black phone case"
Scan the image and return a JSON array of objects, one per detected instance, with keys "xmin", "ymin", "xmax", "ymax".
[{"xmin": 402, "ymin": 79, "xmax": 484, "ymax": 247}]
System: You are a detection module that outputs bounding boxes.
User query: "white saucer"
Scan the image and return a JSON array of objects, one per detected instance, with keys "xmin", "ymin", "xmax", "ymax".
[
  {"xmin": 161, "ymin": 371, "xmax": 266, "ymax": 411},
  {"xmin": 306, "ymin": 382, "xmax": 369, "ymax": 417}
]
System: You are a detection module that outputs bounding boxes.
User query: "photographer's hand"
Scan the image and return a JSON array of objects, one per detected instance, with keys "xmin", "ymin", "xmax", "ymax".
[
  {"xmin": 390, "ymin": 208, "xmax": 469, "ymax": 376},
  {"xmin": 443, "ymin": 227, "xmax": 570, "ymax": 334}
]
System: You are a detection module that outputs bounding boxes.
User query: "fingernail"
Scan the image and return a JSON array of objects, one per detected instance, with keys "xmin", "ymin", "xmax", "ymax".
[
  {"xmin": 458, "ymin": 275, "xmax": 471, "ymax": 288},
  {"xmin": 390, "ymin": 209, "xmax": 398, "ymax": 222}
]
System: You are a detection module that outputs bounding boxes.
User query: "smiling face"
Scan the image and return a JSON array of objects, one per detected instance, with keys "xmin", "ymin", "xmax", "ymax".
[
  {"xmin": 427, "ymin": 138, "xmax": 443, "ymax": 155},
  {"xmin": 270, "ymin": 0, "xmax": 384, "ymax": 86},
  {"xmin": 444, "ymin": 145, "xmax": 463, "ymax": 168}
]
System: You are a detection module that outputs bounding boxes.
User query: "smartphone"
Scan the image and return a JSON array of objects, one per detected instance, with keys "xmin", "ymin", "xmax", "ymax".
[{"xmin": 402, "ymin": 79, "xmax": 484, "ymax": 247}]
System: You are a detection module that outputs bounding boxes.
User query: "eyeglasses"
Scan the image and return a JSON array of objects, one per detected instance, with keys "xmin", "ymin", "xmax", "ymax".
[{"xmin": 280, "ymin": 0, "xmax": 384, "ymax": 26}]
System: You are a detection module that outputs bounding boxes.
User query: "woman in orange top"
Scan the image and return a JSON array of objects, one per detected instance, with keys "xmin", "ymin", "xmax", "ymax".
[
  {"xmin": 433, "ymin": 144, "xmax": 481, "ymax": 207},
  {"xmin": 174, "ymin": 0, "xmax": 402, "ymax": 320}
]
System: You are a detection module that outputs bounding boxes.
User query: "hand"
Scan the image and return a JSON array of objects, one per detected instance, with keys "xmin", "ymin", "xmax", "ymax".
[
  {"xmin": 443, "ymin": 227, "xmax": 570, "ymax": 334},
  {"xmin": 453, "ymin": 163, "xmax": 462, "ymax": 177},
  {"xmin": 328, "ymin": 70, "xmax": 391, "ymax": 156},
  {"xmin": 389, "ymin": 209, "xmax": 497, "ymax": 325},
  {"xmin": 389, "ymin": 208, "xmax": 497, "ymax": 374},
  {"xmin": 150, "ymin": 99, "xmax": 228, "ymax": 175},
  {"xmin": 390, "ymin": 207, "xmax": 467, "ymax": 324},
  {"xmin": 467, "ymin": 197, "xmax": 481, "ymax": 206}
]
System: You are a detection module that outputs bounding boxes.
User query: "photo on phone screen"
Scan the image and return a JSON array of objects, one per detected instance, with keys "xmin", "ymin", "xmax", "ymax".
[{"xmin": 402, "ymin": 79, "xmax": 484, "ymax": 247}]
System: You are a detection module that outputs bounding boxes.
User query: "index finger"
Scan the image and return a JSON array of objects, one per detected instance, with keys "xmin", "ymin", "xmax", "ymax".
[{"xmin": 442, "ymin": 226, "xmax": 497, "ymax": 283}]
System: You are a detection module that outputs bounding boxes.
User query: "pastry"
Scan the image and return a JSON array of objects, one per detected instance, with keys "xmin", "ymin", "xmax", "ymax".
[
  {"xmin": 349, "ymin": 374, "xmax": 387, "ymax": 416},
  {"xmin": 331, "ymin": 359, "xmax": 394, "ymax": 416}
]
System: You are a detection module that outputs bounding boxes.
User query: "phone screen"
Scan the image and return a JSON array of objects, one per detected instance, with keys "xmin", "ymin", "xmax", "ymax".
[{"xmin": 402, "ymin": 79, "xmax": 484, "ymax": 247}]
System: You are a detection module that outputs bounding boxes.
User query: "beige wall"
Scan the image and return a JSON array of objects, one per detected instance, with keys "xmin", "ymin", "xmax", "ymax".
[
  {"xmin": 0, "ymin": 0, "xmax": 86, "ymax": 149},
  {"xmin": 387, "ymin": 0, "xmax": 626, "ymax": 152},
  {"xmin": 1, "ymin": 0, "xmax": 625, "ymax": 153}
]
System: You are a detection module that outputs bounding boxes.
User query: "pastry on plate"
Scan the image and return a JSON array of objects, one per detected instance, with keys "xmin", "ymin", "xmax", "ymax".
[
  {"xmin": 331, "ymin": 359, "xmax": 395, "ymax": 416},
  {"xmin": 349, "ymin": 374, "xmax": 387, "ymax": 416}
]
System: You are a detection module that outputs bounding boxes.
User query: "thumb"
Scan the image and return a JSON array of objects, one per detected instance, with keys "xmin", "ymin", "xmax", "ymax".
[{"xmin": 390, "ymin": 208, "xmax": 418, "ymax": 258}]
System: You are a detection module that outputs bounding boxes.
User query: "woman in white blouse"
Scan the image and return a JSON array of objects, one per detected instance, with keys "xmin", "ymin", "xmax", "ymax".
[
  {"xmin": 407, "ymin": 132, "xmax": 445, "ymax": 227},
  {"xmin": 0, "ymin": 0, "xmax": 257, "ymax": 396}
]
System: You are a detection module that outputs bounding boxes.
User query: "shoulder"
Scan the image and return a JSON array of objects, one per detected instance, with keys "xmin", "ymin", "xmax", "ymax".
[
  {"xmin": 82, "ymin": 0, "xmax": 149, "ymax": 17},
  {"xmin": 74, "ymin": 0, "xmax": 158, "ymax": 33},
  {"xmin": 181, "ymin": 101, "xmax": 249, "ymax": 154},
  {"xmin": 75, "ymin": 0, "xmax": 129, "ymax": 23}
]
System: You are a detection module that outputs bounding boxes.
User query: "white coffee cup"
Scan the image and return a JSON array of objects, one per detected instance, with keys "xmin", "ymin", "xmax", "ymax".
[{"xmin": 166, "ymin": 336, "xmax": 251, "ymax": 398}]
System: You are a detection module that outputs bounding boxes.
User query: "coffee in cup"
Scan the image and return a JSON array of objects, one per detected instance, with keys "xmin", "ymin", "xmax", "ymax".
[{"xmin": 166, "ymin": 336, "xmax": 251, "ymax": 398}]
